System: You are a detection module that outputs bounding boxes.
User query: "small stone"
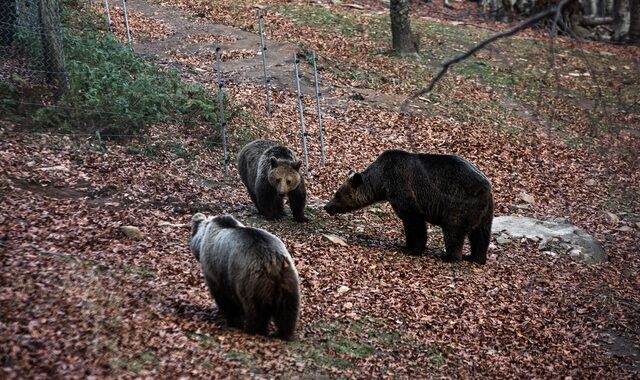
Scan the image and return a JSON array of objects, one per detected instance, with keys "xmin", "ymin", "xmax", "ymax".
[
  {"xmin": 496, "ymin": 235, "xmax": 511, "ymax": 245},
  {"xmin": 369, "ymin": 207, "xmax": 384, "ymax": 215},
  {"xmin": 343, "ymin": 302, "xmax": 353, "ymax": 309},
  {"xmin": 337, "ymin": 285, "xmax": 350, "ymax": 294},
  {"xmin": 617, "ymin": 225, "xmax": 633, "ymax": 232},
  {"xmin": 585, "ymin": 179, "xmax": 597, "ymax": 186},
  {"xmin": 518, "ymin": 192, "xmax": 535, "ymax": 204},
  {"xmin": 38, "ymin": 165, "xmax": 69, "ymax": 172},
  {"xmin": 568, "ymin": 248, "xmax": 583, "ymax": 257},
  {"xmin": 323, "ymin": 234, "xmax": 348, "ymax": 247},
  {"xmin": 158, "ymin": 221, "xmax": 189, "ymax": 228},
  {"xmin": 604, "ymin": 212, "xmax": 620, "ymax": 222},
  {"xmin": 511, "ymin": 203, "xmax": 530, "ymax": 211},
  {"xmin": 120, "ymin": 225, "xmax": 142, "ymax": 239}
]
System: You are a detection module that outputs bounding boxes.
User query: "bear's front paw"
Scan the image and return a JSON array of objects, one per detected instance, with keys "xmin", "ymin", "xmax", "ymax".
[
  {"xmin": 463, "ymin": 255, "xmax": 487, "ymax": 265},
  {"xmin": 293, "ymin": 215, "xmax": 309, "ymax": 223},
  {"xmin": 403, "ymin": 246, "xmax": 424, "ymax": 256},
  {"xmin": 441, "ymin": 253, "xmax": 463, "ymax": 263}
]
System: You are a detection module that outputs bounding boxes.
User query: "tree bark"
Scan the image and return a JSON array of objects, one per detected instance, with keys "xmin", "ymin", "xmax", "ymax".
[
  {"xmin": 629, "ymin": 0, "xmax": 640, "ymax": 42},
  {"xmin": 612, "ymin": 0, "xmax": 630, "ymax": 41},
  {"xmin": 38, "ymin": 0, "xmax": 67, "ymax": 97},
  {"xmin": 0, "ymin": 0, "xmax": 16, "ymax": 46},
  {"xmin": 390, "ymin": 0, "xmax": 418, "ymax": 54}
]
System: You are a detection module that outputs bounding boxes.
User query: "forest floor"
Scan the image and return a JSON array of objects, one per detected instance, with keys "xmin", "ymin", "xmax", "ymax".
[{"xmin": 1, "ymin": 0, "xmax": 640, "ymax": 378}]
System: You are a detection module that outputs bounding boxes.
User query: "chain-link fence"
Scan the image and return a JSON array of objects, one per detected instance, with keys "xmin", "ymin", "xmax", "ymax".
[{"xmin": 1, "ymin": 0, "xmax": 66, "ymax": 93}]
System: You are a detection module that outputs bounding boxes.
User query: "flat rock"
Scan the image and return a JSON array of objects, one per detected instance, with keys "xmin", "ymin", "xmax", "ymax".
[
  {"xmin": 491, "ymin": 216, "xmax": 607, "ymax": 264},
  {"xmin": 120, "ymin": 225, "xmax": 143, "ymax": 239}
]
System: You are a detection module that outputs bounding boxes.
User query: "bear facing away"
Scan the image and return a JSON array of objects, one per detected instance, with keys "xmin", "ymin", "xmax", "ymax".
[
  {"xmin": 237, "ymin": 140, "xmax": 307, "ymax": 222},
  {"xmin": 324, "ymin": 150, "xmax": 494, "ymax": 264},
  {"xmin": 190, "ymin": 213, "xmax": 300, "ymax": 340}
]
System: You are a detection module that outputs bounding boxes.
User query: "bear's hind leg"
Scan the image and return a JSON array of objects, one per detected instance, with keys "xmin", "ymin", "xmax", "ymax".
[
  {"xmin": 243, "ymin": 301, "xmax": 271, "ymax": 337},
  {"xmin": 274, "ymin": 289, "xmax": 300, "ymax": 341},
  {"xmin": 401, "ymin": 216, "xmax": 427, "ymax": 255},
  {"xmin": 210, "ymin": 289, "xmax": 243, "ymax": 328},
  {"xmin": 442, "ymin": 226, "xmax": 466, "ymax": 262},
  {"xmin": 467, "ymin": 222, "xmax": 491, "ymax": 265}
]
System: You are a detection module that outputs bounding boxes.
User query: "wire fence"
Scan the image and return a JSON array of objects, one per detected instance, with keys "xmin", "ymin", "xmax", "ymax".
[
  {"xmin": 1, "ymin": 0, "xmax": 635, "ymax": 177},
  {"xmin": 1, "ymin": 0, "xmax": 66, "ymax": 92},
  {"xmin": 0, "ymin": 1, "xmax": 329, "ymax": 176}
]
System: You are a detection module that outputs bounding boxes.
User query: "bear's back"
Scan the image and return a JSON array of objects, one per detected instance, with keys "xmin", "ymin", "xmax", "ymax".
[{"xmin": 375, "ymin": 150, "xmax": 491, "ymax": 196}]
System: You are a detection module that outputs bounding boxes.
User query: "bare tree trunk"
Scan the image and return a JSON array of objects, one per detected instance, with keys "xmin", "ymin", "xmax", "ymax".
[
  {"xmin": 390, "ymin": 0, "xmax": 418, "ymax": 54},
  {"xmin": 0, "ymin": 0, "xmax": 16, "ymax": 45},
  {"xmin": 629, "ymin": 0, "xmax": 640, "ymax": 42},
  {"xmin": 38, "ymin": 0, "xmax": 67, "ymax": 97},
  {"xmin": 583, "ymin": 0, "xmax": 598, "ymax": 15},
  {"xmin": 612, "ymin": 0, "xmax": 630, "ymax": 41}
]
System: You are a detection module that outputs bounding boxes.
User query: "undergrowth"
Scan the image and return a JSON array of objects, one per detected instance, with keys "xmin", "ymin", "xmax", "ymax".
[{"xmin": 1, "ymin": 0, "xmax": 222, "ymax": 138}]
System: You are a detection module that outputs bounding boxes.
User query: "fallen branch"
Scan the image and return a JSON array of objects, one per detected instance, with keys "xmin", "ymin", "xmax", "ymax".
[
  {"xmin": 402, "ymin": 0, "xmax": 575, "ymax": 110},
  {"xmin": 580, "ymin": 16, "xmax": 614, "ymax": 27}
]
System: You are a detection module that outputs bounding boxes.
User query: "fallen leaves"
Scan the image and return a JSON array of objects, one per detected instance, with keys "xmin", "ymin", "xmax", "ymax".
[{"xmin": 1, "ymin": 0, "xmax": 639, "ymax": 378}]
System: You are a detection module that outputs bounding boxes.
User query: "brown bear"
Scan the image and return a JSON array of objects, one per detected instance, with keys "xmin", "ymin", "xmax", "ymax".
[
  {"xmin": 237, "ymin": 140, "xmax": 307, "ymax": 222},
  {"xmin": 324, "ymin": 150, "xmax": 494, "ymax": 264},
  {"xmin": 190, "ymin": 213, "xmax": 300, "ymax": 340}
]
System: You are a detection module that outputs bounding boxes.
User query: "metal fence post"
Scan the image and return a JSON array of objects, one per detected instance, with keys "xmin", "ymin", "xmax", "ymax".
[
  {"xmin": 311, "ymin": 51, "xmax": 325, "ymax": 165},
  {"xmin": 121, "ymin": 0, "xmax": 132, "ymax": 48},
  {"xmin": 293, "ymin": 53, "xmax": 309, "ymax": 176},
  {"xmin": 214, "ymin": 44, "xmax": 229, "ymax": 176},
  {"xmin": 257, "ymin": 9, "xmax": 272, "ymax": 117},
  {"xmin": 103, "ymin": 0, "xmax": 112, "ymax": 31}
]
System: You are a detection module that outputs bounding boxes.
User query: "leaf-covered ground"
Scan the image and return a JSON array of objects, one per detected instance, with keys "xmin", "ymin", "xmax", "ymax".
[{"xmin": 1, "ymin": 0, "xmax": 639, "ymax": 378}]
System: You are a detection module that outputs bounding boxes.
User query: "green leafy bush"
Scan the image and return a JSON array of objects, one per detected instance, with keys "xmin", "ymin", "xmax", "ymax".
[{"xmin": 29, "ymin": 0, "xmax": 219, "ymax": 137}]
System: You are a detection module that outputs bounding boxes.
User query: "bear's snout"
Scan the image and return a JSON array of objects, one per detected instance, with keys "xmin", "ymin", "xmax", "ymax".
[
  {"xmin": 278, "ymin": 192, "xmax": 286, "ymax": 198},
  {"xmin": 324, "ymin": 203, "xmax": 337, "ymax": 216}
]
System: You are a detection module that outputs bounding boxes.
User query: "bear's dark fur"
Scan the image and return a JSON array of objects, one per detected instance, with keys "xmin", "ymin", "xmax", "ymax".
[
  {"xmin": 190, "ymin": 213, "xmax": 300, "ymax": 340},
  {"xmin": 237, "ymin": 140, "xmax": 307, "ymax": 222},
  {"xmin": 324, "ymin": 150, "xmax": 494, "ymax": 264}
]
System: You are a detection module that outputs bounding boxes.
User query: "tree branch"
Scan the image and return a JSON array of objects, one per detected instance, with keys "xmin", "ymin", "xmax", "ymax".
[{"xmin": 402, "ymin": 0, "xmax": 575, "ymax": 110}]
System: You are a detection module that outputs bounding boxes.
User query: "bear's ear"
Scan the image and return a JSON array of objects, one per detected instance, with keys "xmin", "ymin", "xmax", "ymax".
[
  {"xmin": 270, "ymin": 157, "xmax": 279, "ymax": 168},
  {"xmin": 349, "ymin": 172, "xmax": 363, "ymax": 188},
  {"xmin": 291, "ymin": 160, "xmax": 302, "ymax": 171}
]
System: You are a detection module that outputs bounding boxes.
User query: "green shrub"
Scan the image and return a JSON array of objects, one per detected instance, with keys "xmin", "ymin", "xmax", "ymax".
[{"xmin": 27, "ymin": 0, "xmax": 219, "ymax": 137}]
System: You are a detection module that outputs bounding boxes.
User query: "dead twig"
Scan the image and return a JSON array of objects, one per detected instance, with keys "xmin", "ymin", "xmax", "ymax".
[{"xmin": 402, "ymin": 0, "xmax": 576, "ymax": 111}]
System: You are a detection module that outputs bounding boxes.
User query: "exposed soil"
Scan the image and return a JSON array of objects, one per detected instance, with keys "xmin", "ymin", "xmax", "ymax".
[{"xmin": 127, "ymin": 0, "xmax": 326, "ymax": 99}]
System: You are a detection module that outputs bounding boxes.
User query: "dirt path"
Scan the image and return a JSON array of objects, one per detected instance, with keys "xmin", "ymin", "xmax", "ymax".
[
  {"xmin": 127, "ymin": 0, "xmax": 322, "ymax": 97},
  {"xmin": 124, "ymin": 0, "xmax": 417, "ymax": 114}
]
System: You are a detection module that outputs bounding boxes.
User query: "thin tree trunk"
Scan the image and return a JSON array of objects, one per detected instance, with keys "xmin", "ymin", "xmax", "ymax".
[
  {"xmin": 629, "ymin": 0, "xmax": 640, "ymax": 42},
  {"xmin": 612, "ymin": 0, "xmax": 630, "ymax": 41},
  {"xmin": 0, "ymin": 0, "xmax": 16, "ymax": 45},
  {"xmin": 38, "ymin": 0, "xmax": 67, "ymax": 97},
  {"xmin": 390, "ymin": 0, "xmax": 418, "ymax": 54}
]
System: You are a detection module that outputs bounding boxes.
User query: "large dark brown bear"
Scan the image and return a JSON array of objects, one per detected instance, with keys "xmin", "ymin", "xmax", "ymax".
[
  {"xmin": 237, "ymin": 140, "xmax": 307, "ymax": 222},
  {"xmin": 324, "ymin": 150, "xmax": 494, "ymax": 264},
  {"xmin": 190, "ymin": 213, "xmax": 300, "ymax": 340}
]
